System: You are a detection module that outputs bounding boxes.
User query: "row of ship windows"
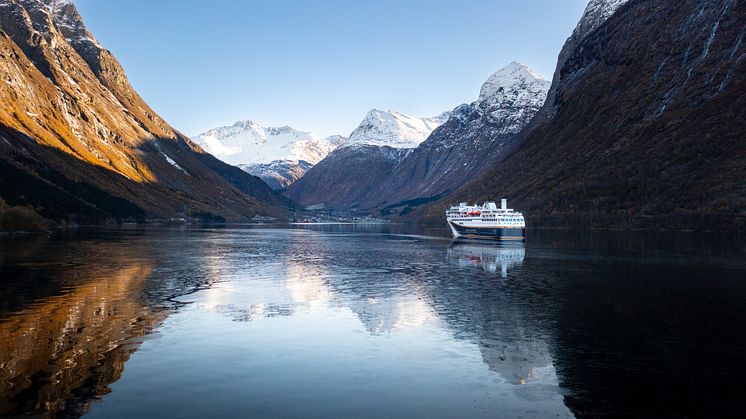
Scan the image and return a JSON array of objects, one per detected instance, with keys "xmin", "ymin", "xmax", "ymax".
[
  {"xmin": 451, "ymin": 219, "xmax": 524, "ymax": 222},
  {"xmin": 454, "ymin": 217, "xmax": 523, "ymax": 221},
  {"xmin": 447, "ymin": 214, "xmax": 522, "ymax": 219}
]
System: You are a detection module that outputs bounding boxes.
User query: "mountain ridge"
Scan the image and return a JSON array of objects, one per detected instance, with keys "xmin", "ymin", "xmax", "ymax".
[
  {"xmin": 285, "ymin": 62, "xmax": 549, "ymax": 211},
  {"xmin": 414, "ymin": 0, "xmax": 746, "ymax": 230},
  {"xmin": 0, "ymin": 0, "xmax": 294, "ymax": 224},
  {"xmin": 193, "ymin": 120, "xmax": 347, "ymax": 189},
  {"xmin": 345, "ymin": 109, "xmax": 450, "ymax": 149}
]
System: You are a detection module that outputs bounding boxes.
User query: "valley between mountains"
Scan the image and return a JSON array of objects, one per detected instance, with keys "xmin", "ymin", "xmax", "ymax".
[{"xmin": 1, "ymin": 0, "xmax": 744, "ymax": 230}]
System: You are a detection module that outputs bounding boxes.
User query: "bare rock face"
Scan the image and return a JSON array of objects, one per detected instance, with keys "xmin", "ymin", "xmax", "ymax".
[
  {"xmin": 0, "ymin": 0, "xmax": 292, "ymax": 223},
  {"xmin": 542, "ymin": 0, "xmax": 630, "ymax": 118},
  {"xmin": 419, "ymin": 0, "xmax": 746, "ymax": 230}
]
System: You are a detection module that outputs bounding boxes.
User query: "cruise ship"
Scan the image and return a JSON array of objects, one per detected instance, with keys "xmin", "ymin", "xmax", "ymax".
[{"xmin": 446, "ymin": 199, "xmax": 525, "ymax": 240}]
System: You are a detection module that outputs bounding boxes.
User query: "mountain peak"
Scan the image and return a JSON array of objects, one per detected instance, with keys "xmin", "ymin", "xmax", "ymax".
[
  {"xmin": 46, "ymin": 0, "xmax": 75, "ymax": 11},
  {"xmin": 573, "ymin": 0, "xmax": 630, "ymax": 41},
  {"xmin": 193, "ymin": 119, "xmax": 347, "ymax": 189},
  {"xmin": 347, "ymin": 109, "xmax": 449, "ymax": 149},
  {"xmin": 231, "ymin": 120, "xmax": 261, "ymax": 129},
  {"xmin": 475, "ymin": 62, "xmax": 551, "ymax": 134},
  {"xmin": 478, "ymin": 62, "xmax": 549, "ymax": 106},
  {"xmin": 193, "ymin": 120, "xmax": 348, "ymax": 166}
]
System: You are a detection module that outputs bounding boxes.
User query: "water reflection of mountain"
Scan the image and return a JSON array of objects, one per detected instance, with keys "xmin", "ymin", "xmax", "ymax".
[
  {"xmin": 277, "ymin": 233, "xmax": 550, "ymax": 385},
  {"xmin": 432, "ymin": 294, "xmax": 552, "ymax": 386},
  {"xmin": 299, "ymin": 233, "xmax": 552, "ymax": 386},
  {"xmin": 0, "ymin": 231, "xmax": 224, "ymax": 418},
  {"xmin": 447, "ymin": 240, "xmax": 525, "ymax": 277},
  {"xmin": 0, "ymin": 244, "xmax": 161, "ymax": 417},
  {"xmin": 425, "ymin": 240, "xmax": 551, "ymax": 386},
  {"xmin": 195, "ymin": 231, "xmax": 333, "ymax": 323}
]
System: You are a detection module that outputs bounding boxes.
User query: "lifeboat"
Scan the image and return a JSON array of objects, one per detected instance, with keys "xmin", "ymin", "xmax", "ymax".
[{"xmin": 467, "ymin": 210, "xmax": 481, "ymax": 216}]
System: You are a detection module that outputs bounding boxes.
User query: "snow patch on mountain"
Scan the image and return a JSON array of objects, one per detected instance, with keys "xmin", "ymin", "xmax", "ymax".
[
  {"xmin": 193, "ymin": 121, "xmax": 345, "ymax": 166},
  {"xmin": 346, "ymin": 109, "xmax": 450, "ymax": 149},
  {"xmin": 573, "ymin": 0, "xmax": 630, "ymax": 41},
  {"xmin": 476, "ymin": 62, "xmax": 551, "ymax": 134},
  {"xmin": 193, "ymin": 121, "xmax": 347, "ymax": 189},
  {"xmin": 46, "ymin": 0, "xmax": 75, "ymax": 13}
]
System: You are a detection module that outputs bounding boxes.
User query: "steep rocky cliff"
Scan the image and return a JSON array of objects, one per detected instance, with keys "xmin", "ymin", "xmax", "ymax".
[
  {"xmin": 419, "ymin": 0, "xmax": 746, "ymax": 229},
  {"xmin": 0, "ymin": 0, "xmax": 293, "ymax": 224}
]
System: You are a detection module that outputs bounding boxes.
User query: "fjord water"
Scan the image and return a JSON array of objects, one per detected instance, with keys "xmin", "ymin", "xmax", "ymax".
[{"xmin": 1, "ymin": 226, "xmax": 745, "ymax": 418}]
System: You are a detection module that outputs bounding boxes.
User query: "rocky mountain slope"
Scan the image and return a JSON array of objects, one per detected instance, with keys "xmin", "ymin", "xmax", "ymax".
[
  {"xmin": 284, "ymin": 109, "xmax": 449, "ymax": 208},
  {"xmin": 243, "ymin": 134, "xmax": 348, "ymax": 190},
  {"xmin": 373, "ymin": 62, "xmax": 550, "ymax": 214},
  {"xmin": 193, "ymin": 121, "xmax": 346, "ymax": 189},
  {"xmin": 285, "ymin": 63, "xmax": 550, "ymax": 211},
  {"xmin": 284, "ymin": 145, "xmax": 411, "ymax": 210},
  {"xmin": 418, "ymin": 0, "xmax": 746, "ymax": 230},
  {"xmin": 0, "ymin": 0, "xmax": 293, "ymax": 224}
]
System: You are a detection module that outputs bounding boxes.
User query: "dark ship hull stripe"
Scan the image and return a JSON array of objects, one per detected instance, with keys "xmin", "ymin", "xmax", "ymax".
[{"xmin": 449, "ymin": 222, "xmax": 525, "ymax": 240}]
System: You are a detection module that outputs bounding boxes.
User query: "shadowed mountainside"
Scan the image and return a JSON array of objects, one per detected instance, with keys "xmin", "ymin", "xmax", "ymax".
[
  {"xmin": 285, "ymin": 63, "xmax": 549, "ymax": 213},
  {"xmin": 285, "ymin": 145, "xmax": 411, "ymax": 210},
  {"xmin": 416, "ymin": 0, "xmax": 746, "ymax": 230},
  {"xmin": 0, "ymin": 0, "xmax": 294, "ymax": 224}
]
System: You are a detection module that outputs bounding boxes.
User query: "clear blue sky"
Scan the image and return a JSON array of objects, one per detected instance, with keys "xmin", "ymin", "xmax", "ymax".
[{"xmin": 75, "ymin": 0, "xmax": 588, "ymax": 137}]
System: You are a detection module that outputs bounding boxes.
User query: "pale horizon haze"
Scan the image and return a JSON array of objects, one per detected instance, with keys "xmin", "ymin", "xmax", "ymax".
[{"xmin": 74, "ymin": 0, "xmax": 588, "ymax": 137}]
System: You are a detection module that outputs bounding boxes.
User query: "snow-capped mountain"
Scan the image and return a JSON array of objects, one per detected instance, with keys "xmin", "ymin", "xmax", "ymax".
[
  {"xmin": 285, "ymin": 62, "xmax": 550, "ymax": 209},
  {"xmin": 477, "ymin": 62, "xmax": 551, "ymax": 134},
  {"xmin": 417, "ymin": 0, "xmax": 746, "ymax": 230},
  {"xmin": 193, "ymin": 121, "xmax": 343, "ymax": 166},
  {"xmin": 359, "ymin": 61, "xmax": 550, "ymax": 209},
  {"xmin": 192, "ymin": 109, "xmax": 446, "ymax": 190},
  {"xmin": 346, "ymin": 109, "xmax": 450, "ymax": 148},
  {"xmin": 193, "ymin": 122, "xmax": 346, "ymax": 189}
]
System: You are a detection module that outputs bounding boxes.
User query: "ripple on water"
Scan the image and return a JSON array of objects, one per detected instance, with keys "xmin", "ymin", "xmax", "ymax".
[{"xmin": 1, "ymin": 227, "xmax": 745, "ymax": 418}]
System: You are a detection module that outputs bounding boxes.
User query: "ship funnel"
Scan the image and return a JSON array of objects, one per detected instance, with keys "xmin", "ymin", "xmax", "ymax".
[{"xmin": 501, "ymin": 199, "xmax": 507, "ymax": 210}]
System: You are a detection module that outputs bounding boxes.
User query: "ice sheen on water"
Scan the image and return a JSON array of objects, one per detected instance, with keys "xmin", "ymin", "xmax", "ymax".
[
  {"xmin": 79, "ymin": 228, "xmax": 570, "ymax": 418},
  {"xmin": 2, "ymin": 226, "xmax": 746, "ymax": 418}
]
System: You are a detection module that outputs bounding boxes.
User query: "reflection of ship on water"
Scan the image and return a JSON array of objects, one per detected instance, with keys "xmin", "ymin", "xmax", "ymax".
[{"xmin": 447, "ymin": 240, "xmax": 525, "ymax": 278}]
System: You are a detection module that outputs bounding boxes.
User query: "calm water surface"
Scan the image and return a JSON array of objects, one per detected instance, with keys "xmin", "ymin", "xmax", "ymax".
[{"xmin": 1, "ymin": 225, "xmax": 745, "ymax": 418}]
